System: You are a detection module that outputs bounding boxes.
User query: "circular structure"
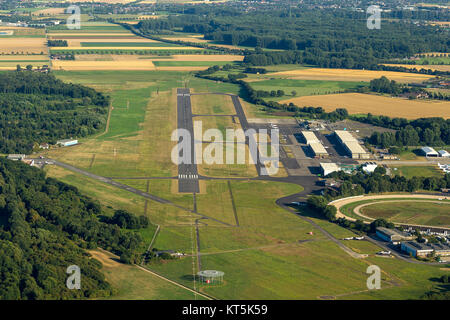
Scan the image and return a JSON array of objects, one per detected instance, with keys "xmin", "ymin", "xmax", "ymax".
[
  {"xmin": 197, "ymin": 270, "xmax": 224, "ymax": 285},
  {"xmin": 330, "ymin": 194, "xmax": 450, "ymax": 229}
]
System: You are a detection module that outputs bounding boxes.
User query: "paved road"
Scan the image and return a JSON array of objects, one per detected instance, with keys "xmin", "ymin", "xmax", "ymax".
[{"xmin": 176, "ymin": 88, "xmax": 200, "ymax": 193}]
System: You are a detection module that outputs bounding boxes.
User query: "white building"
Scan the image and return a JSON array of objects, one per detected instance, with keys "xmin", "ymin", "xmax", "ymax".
[
  {"xmin": 335, "ymin": 130, "xmax": 370, "ymax": 159},
  {"xmin": 301, "ymin": 131, "xmax": 328, "ymax": 158},
  {"xmin": 421, "ymin": 146, "xmax": 439, "ymax": 157},
  {"xmin": 7, "ymin": 154, "xmax": 26, "ymax": 161},
  {"xmin": 320, "ymin": 163, "xmax": 341, "ymax": 176},
  {"xmin": 57, "ymin": 139, "xmax": 78, "ymax": 147},
  {"xmin": 438, "ymin": 150, "xmax": 450, "ymax": 158},
  {"xmin": 362, "ymin": 162, "xmax": 378, "ymax": 173}
]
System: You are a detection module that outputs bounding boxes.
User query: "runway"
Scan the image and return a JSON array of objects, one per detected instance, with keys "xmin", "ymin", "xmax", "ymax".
[{"xmin": 176, "ymin": 88, "xmax": 200, "ymax": 193}]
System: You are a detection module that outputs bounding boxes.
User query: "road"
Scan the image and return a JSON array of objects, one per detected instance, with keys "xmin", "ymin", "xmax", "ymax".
[{"xmin": 176, "ymin": 88, "xmax": 200, "ymax": 193}]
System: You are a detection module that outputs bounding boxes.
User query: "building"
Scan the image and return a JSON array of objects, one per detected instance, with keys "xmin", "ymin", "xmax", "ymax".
[
  {"xmin": 301, "ymin": 131, "xmax": 328, "ymax": 158},
  {"xmin": 438, "ymin": 150, "xmax": 450, "ymax": 158},
  {"xmin": 39, "ymin": 143, "xmax": 49, "ymax": 150},
  {"xmin": 401, "ymin": 241, "xmax": 450, "ymax": 258},
  {"xmin": 320, "ymin": 162, "xmax": 341, "ymax": 176},
  {"xmin": 362, "ymin": 162, "xmax": 378, "ymax": 173},
  {"xmin": 7, "ymin": 154, "xmax": 26, "ymax": 161},
  {"xmin": 375, "ymin": 227, "xmax": 415, "ymax": 244},
  {"xmin": 57, "ymin": 139, "xmax": 78, "ymax": 147},
  {"xmin": 335, "ymin": 130, "xmax": 370, "ymax": 159},
  {"xmin": 420, "ymin": 146, "xmax": 439, "ymax": 157}
]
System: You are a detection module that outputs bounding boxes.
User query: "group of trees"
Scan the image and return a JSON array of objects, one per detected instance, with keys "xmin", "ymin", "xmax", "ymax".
[
  {"xmin": 47, "ymin": 40, "xmax": 68, "ymax": 47},
  {"xmin": 0, "ymin": 158, "xmax": 146, "ymax": 299},
  {"xmin": 367, "ymin": 117, "xmax": 450, "ymax": 147},
  {"xmin": 369, "ymin": 76, "xmax": 403, "ymax": 95},
  {"xmin": 306, "ymin": 195, "xmax": 394, "ymax": 234},
  {"xmin": 323, "ymin": 168, "xmax": 450, "ymax": 199},
  {"xmin": 0, "ymin": 71, "xmax": 109, "ymax": 154},
  {"xmin": 165, "ymin": 7, "xmax": 448, "ymax": 70},
  {"xmin": 104, "ymin": 210, "xmax": 149, "ymax": 230}
]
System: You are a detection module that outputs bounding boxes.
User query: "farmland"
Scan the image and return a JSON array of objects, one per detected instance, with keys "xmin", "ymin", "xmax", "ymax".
[
  {"xmin": 280, "ymin": 93, "xmax": 450, "ymax": 119},
  {"xmin": 383, "ymin": 64, "xmax": 450, "ymax": 72},
  {"xmin": 269, "ymin": 68, "xmax": 434, "ymax": 83},
  {"xmin": 248, "ymin": 79, "xmax": 368, "ymax": 101}
]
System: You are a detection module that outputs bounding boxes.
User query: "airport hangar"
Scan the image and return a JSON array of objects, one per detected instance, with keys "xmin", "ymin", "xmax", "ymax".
[{"xmin": 335, "ymin": 130, "xmax": 370, "ymax": 159}]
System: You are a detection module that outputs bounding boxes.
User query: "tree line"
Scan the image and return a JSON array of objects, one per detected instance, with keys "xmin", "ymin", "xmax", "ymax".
[
  {"xmin": 0, "ymin": 158, "xmax": 147, "ymax": 299},
  {"xmin": 0, "ymin": 71, "xmax": 109, "ymax": 154}
]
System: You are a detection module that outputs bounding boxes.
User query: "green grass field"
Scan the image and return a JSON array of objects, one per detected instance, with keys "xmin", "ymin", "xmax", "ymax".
[
  {"xmin": 340, "ymin": 198, "xmax": 450, "ymax": 226},
  {"xmin": 361, "ymin": 201, "xmax": 450, "ymax": 227},
  {"xmin": 392, "ymin": 165, "xmax": 443, "ymax": 178},
  {"xmin": 41, "ymin": 69, "xmax": 449, "ymax": 300},
  {"xmin": 249, "ymin": 79, "xmax": 368, "ymax": 101}
]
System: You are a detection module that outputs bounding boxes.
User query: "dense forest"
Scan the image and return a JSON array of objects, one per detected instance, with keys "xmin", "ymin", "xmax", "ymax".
[
  {"xmin": 0, "ymin": 158, "xmax": 146, "ymax": 299},
  {"xmin": 136, "ymin": 7, "xmax": 448, "ymax": 70},
  {"xmin": 0, "ymin": 71, "xmax": 109, "ymax": 154}
]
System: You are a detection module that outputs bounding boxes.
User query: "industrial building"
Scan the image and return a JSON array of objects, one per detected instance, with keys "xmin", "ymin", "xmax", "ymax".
[
  {"xmin": 57, "ymin": 139, "xmax": 78, "ymax": 147},
  {"xmin": 301, "ymin": 131, "xmax": 328, "ymax": 158},
  {"xmin": 420, "ymin": 146, "xmax": 439, "ymax": 157},
  {"xmin": 438, "ymin": 150, "xmax": 450, "ymax": 158},
  {"xmin": 376, "ymin": 227, "xmax": 415, "ymax": 244},
  {"xmin": 320, "ymin": 162, "xmax": 341, "ymax": 176},
  {"xmin": 401, "ymin": 241, "xmax": 450, "ymax": 258},
  {"xmin": 334, "ymin": 130, "xmax": 370, "ymax": 159}
]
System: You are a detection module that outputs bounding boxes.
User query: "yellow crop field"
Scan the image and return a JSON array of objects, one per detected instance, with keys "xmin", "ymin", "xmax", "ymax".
[
  {"xmin": 169, "ymin": 54, "xmax": 243, "ymax": 61},
  {"xmin": 32, "ymin": 8, "xmax": 65, "ymax": 16},
  {"xmin": 270, "ymin": 68, "xmax": 434, "ymax": 83},
  {"xmin": 281, "ymin": 93, "xmax": 450, "ymax": 119},
  {"xmin": 383, "ymin": 64, "xmax": 450, "ymax": 72},
  {"xmin": 64, "ymin": 38, "xmax": 159, "ymax": 46},
  {"xmin": 0, "ymin": 38, "xmax": 46, "ymax": 54},
  {"xmin": 0, "ymin": 54, "xmax": 48, "ymax": 61},
  {"xmin": 52, "ymin": 46, "xmax": 202, "ymax": 50},
  {"xmin": 52, "ymin": 60, "xmax": 156, "ymax": 70}
]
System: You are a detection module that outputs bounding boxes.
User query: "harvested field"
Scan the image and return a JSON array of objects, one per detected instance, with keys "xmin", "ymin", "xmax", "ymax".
[
  {"xmin": 51, "ymin": 46, "xmax": 202, "ymax": 50},
  {"xmin": 170, "ymin": 54, "xmax": 243, "ymax": 61},
  {"xmin": 0, "ymin": 54, "xmax": 48, "ymax": 60},
  {"xmin": 52, "ymin": 60, "xmax": 156, "ymax": 70},
  {"xmin": 47, "ymin": 33, "xmax": 135, "ymax": 37},
  {"xmin": 383, "ymin": 64, "xmax": 450, "ymax": 72},
  {"xmin": 280, "ymin": 93, "xmax": 450, "ymax": 119},
  {"xmin": 64, "ymin": 38, "xmax": 159, "ymax": 46},
  {"xmin": 32, "ymin": 8, "xmax": 65, "ymax": 15},
  {"xmin": 270, "ymin": 68, "xmax": 433, "ymax": 83},
  {"xmin": 0, "ymin": 38, "xmax": 46, "ymax": 54},
  {"xmin": 0, "ymin": 27, "xmax": 45, "ymax": 37}
]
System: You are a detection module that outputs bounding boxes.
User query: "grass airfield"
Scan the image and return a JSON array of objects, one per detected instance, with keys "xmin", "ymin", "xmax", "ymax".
[{"xmin": 40, "ymin": 69, "xmax": 450, "ymax": 300}]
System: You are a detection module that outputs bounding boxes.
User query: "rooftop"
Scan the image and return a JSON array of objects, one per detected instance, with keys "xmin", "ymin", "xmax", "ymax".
[
  {"xmin": 335, "ymin": 130, "xmax": 357, "ymax": 142},
  {"xmin": 403, "ymin": 241, "xmax": 450, "ymax": 252},
  {"xmin": 309, "ymin": 142, "xmax": 328, "ymax": 155},
  {"xmin": 421, "ymin": 146, "xmax": 438, "ymax": 154},
  {"xmin": 320, "ymin": 162, "xmax": 340, "ymax": 171},
  {"xmin": 301, "ymin": 131, "xmax": 320, "ymax": 144}
]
